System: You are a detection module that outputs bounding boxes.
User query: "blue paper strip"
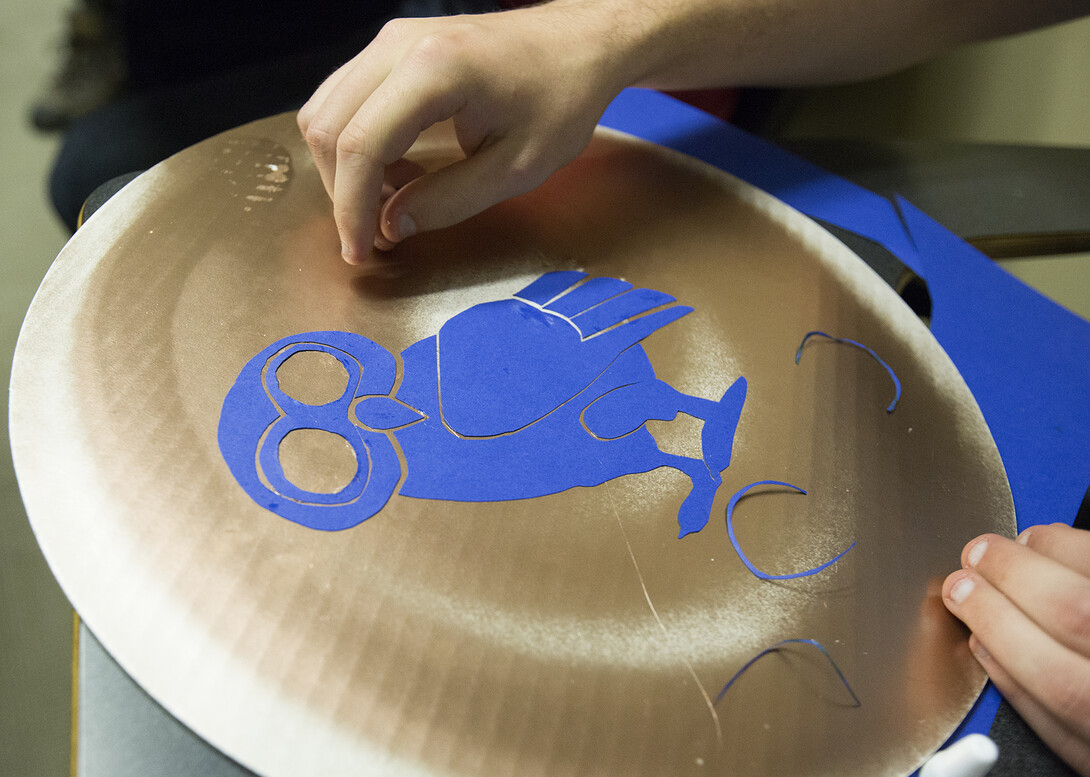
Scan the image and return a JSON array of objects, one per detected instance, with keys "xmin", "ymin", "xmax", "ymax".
[
  {"xmin": 546, "ymin": 276, "xmax": 632, "ymax": 317},
  {"xmin": 795, "ymin": 330, "xmax": 902, "ymax": 412},
  {"xmin": 572, "ymin": 288, "xmax": 677, "ymax": 337},
  {"xmin": 715, "ymin": 638, "xmax": 861, "ymax": 707},
  {"xmin": 513, "ymin": 270, "xmax": 588, "ymax": 304},
  {"xmin": 725, "ymin": 480, "xmax": 856, "ymax": 580}
]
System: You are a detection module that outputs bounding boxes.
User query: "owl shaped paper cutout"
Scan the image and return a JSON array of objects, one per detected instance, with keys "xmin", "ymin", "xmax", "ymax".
[{"xmin": 218, "ymin": 271, "xmax": 747, "ymax": 537}]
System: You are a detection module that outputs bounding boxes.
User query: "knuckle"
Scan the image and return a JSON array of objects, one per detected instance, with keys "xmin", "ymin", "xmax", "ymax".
[
  {"xmin": 1051, "ymin": 673, "xmax": 1090, "ymax": 723},
  {"xmin": 304, "ymin": 121, "xmax": 337, "ymax": 159},
  {"xmin": 1030, "ymin": 522, "xmax": 1064, "ymax": 552},
  {"xmin": 404, "ymin": 32, "xmax": 455, "ymax": 72},
  {"xmin": 332, "ymin": 207, "xmax": 363, "ymax": 246},
  {"xmin": 1054, "ymin": 586, "xmax": 1090, "ymax": 645},
  {"xmin": 374, "ymin": 17, "xmax": 415, "ymax": 46},
  {"xmin": 504, "ymin": 147, "xmax": 552, "ymax": 193},
  {"xmin": 502, "ymin": 131, "xmax": 585, "ymax": 196},
  {"xmin": 332, "ymin": 208, "xmax": 353, "ymax": 234},
  {"xmin": 335, "ymin": 121, "xmax": 371, "ymax": 160},
  {"xmin": 296, "ymin": 106, "xmax": 312, "ymax": 134},
  {"xmin": 403, "ymin": 23, "xmax": 478, "ymax": 75}
]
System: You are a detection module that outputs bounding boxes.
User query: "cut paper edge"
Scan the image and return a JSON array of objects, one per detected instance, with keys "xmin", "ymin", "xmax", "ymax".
[
  {"xmin": 715, "ymin": 638, "xmax": 861, "ymax": 707},
  {"xmin": 725, "ymin": 480, "xmax": 856, "ymax": 580},
  {"xmin": 795, "ymin": 330, "xmax": 901, "ymax": 413}
]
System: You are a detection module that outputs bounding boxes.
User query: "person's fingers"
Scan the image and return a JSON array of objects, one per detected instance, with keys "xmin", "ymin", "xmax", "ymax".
[
  {"xmin": 297, "ymin": 19, "xmax": 430, "ymax": 214},
  {"xmin": 297, "ymin": 59, "xmax": 358, "ymax": 199},
  {"xmin": 967, "ymin": 633, "xmax": 1090, "ymax": 775},
  {"xmin": 332, "ymin": 66, "xmax": 465, "ymax": 260},
  {"xmin": 375, "ymin": 144, "xmax": 531, "ymax": 243},
  {"xmin": 371, "ymin": 159, "xmax": 428, "ymax": 252},
  {"xmin": 943, "ymin": 567, "xmax": 1090, "ymax": 740},
  {"xmin": 295, "ymin": 11, "xmax": 610, "ymax": 258},
  {"xmin": 1019, "ymin": 522, "xmax": 1090, "ymax": 578},
  {"xmin": 378, "ymin": 118, "xmax": 594, "ymax": 243},
  {"xmin": 298, "ymin": 46, "xmax": 405, "ymax": 204},
  {"xmin": 962, "ymin": 532, "xmax": 1090, "ymax": 656}
]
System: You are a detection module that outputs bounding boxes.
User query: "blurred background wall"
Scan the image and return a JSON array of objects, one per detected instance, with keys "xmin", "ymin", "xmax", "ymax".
[
  {"xmin": 1, "ymin": 3, "xmax": 1087, "ymax": 775},
  {"xmin": 781, "ymin": 16, "xmax": 1090, "ymax": 146},
  {"xmin": 778, "ymin": 16, "xmax": 1090, "ymax": 317},
  {"xmin": 2, "ymin": 1, "xmax": 79, "ymax": 776}
]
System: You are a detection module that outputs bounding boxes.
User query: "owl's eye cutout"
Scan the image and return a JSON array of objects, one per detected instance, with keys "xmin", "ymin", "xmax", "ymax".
[
  {"xmin": 272, "ymin": 350, "xmax": 350, "ymax": 406},
  {"xmin": 278, "ymin": 428, "xmax": 359, "ymax": 495},
  {"xmin": 219, "ymin": 332, "xmax": 403, "ymax": 530}
]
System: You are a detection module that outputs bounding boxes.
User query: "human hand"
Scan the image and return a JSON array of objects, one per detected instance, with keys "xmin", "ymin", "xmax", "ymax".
[
  {"xmin": 943, "ymin": 523, "xmax": 1090, "ymax": 775},
  {"xmin": 296, "ymin": 6, "xmax": 633, "ymax": 264}
]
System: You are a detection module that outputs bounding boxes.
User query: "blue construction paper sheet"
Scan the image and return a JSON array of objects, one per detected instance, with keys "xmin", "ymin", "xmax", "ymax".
[{"xmin": 602, "ymin": 87, "xmax": 1090, "ymax": 752}]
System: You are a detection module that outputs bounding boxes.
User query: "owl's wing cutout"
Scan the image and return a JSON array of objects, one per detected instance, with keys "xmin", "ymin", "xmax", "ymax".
[{"xmin": 438, "ymin": 271, "xmax": 691, "ymax": 437}]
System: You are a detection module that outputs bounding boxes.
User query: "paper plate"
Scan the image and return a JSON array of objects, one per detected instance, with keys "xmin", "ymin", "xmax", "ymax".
[{"xmin": 10, "ymin": 113, "xmax": 1014, "ymax": 777}]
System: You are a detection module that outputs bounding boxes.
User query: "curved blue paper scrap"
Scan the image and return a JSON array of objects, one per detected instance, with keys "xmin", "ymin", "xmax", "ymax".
[
  {"xmin": 715, "ymin": 638, "xmax": 861, "ymax": 707},
  {"xmin": 795, "ymin": 330, "xmax": 902, "ymax": 413},
  {"xmin": 726, "ymin": 480, "xmax": 856, "ymax": 580}
]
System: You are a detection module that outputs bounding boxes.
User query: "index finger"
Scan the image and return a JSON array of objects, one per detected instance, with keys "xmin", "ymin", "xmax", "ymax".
[
  {"xmin": 298, "ymin": 43, "xmax": 401, "ymax": 207},
  {"xmin": 332, "ymin": 65, "xmax": 464, "ymax": 261}
]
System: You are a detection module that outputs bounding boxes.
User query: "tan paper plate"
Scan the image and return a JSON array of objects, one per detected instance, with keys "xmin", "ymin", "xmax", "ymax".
[{"xmin": 11, "ymin": 113, "xmax": 1014, "ymax": 776}]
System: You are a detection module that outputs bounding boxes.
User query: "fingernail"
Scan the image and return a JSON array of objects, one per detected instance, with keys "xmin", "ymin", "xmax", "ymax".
[
  {"xmin": 950, "ymin": 576, "xmax": 975, "ymax": 604},
  {"xmin": 1017, "ymin": 529, "xmax": 1031, "ymax": 545},
  {"xmin": 967, "ymin": 538, "xmax": 988, "ymax": 567},
  {"xmin": 397, "ymin": 213, "xmax": 416, "ymax": 240},
  {"xmin": 373, "ymin": 232, "xmax": 396, "ymax": 253}
]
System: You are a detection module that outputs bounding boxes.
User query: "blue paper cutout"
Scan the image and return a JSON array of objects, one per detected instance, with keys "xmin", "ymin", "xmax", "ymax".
[
  {"xmin": 715, "ymin": 638, "xmax": 861, "ymax": 707},
  {"xmin": 544, "ymin": 276, "xmax": 632, "ymax": 317},
  {"xmin": 439, "ymin": 280, "xmax": 690, "ymax": 437},
  {"xmin": 726, "ymin": 480, "xmax": 856, "ymax": 580},
  {"xmin": 353, "ymin": 396, "xmax": 426, "ymax": 431},
  {"xmin": 217, "ymin": 332, "xmax": 403, "ymax": 530},
  {"xmin": 795, "ymin": 330, "xmax": 901, "ymax": 413},
  {"xmin": 218, "ymin": 272, "xmax": 747, "ymax": 535}
]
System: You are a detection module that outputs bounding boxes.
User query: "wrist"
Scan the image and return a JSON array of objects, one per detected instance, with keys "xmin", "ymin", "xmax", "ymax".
[{"xmin": 518, "ymin": 0, "xmax": 664, "ymax": 99}]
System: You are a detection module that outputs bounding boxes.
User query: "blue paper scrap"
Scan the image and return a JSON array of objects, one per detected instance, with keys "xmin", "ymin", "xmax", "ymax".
[
  {"xmin": 795, "ymin": 330, "xmax": 902, "ymax": 412},
  {"xmin": 725, "ymin": 480, "xmax": 856, "ymax": 580},
  {"xmin": 716, "ymin": 638, "xmax": 861, "ymax": 708}
]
